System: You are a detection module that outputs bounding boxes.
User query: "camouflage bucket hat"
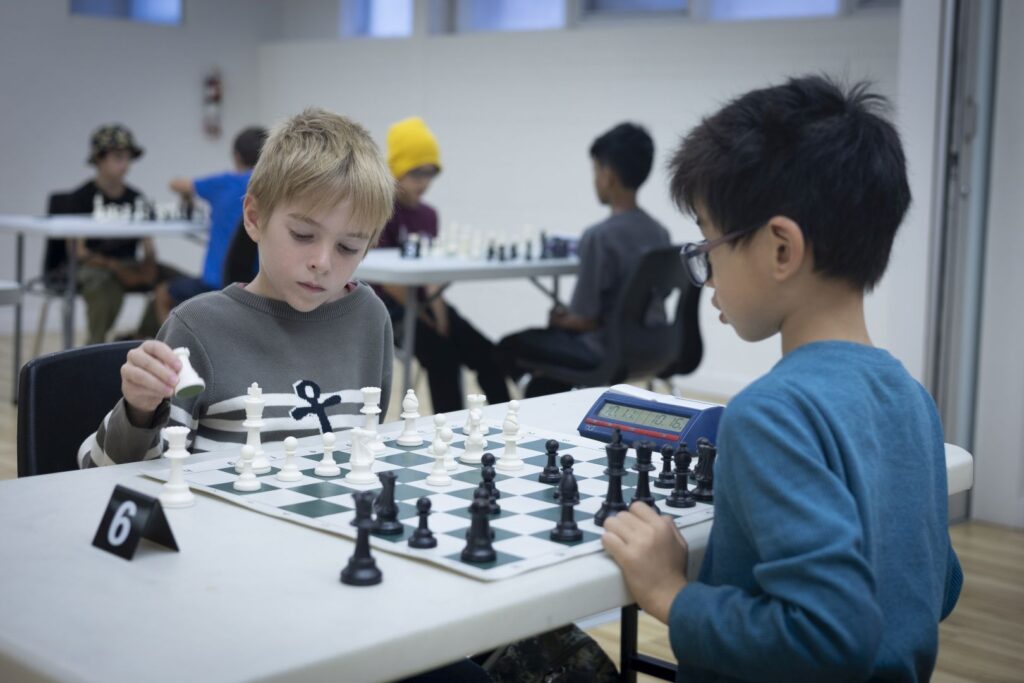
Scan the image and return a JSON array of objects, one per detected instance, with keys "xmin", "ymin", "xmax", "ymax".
[{"xmin": 88, "ymin": 124, "xmax": 144, "ymax": 164}]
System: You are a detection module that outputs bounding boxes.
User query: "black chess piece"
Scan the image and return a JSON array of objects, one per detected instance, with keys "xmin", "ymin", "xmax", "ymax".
[
  {"xmin": 630, "ymin": 441, "xmax": 659, "ymax": 512},
  {"xmin": 550, "ymin": 454, "xmax": 583, "ymax": 542},
  {"xmin": 414, "ymin": 238, "xmax": 422, "ymax": 258},
  {"xmin": 509, "ymin": 243, "xmax": 518, "ymax": 260},
  {"xmin": 654, "ymin": 444, "xmax": 676, "ymax": 488},
  {"xmin": 553, "ymin": 447, "xmax": 574, "ymax": 501},
  {"xmin": 538, "ymin": 439, "xmax": 562, "ymax": 485},
  {"xmin": 372, "ymin": 471, "xmax": 403, "ymax": 535},
  {"xmin": 540, "ymin": 231, "xmax": 549, "ymax": 259},
  {"xmin": 691, "ymin": 440, "xmax": 716, "ymax": 503},
  {"xmin": 594, "ymin": 429, "xmax": 629, "ymax": 527},
  {"xmin": 407, "ymin": 497, "xmax": 437, "ymax": 549},
  {"xmin": 486, "ymin": 242, "xmax": 496, "ymax": 260},
  {"xmin": 497, "ymin": 244, "xmax": 507, "ymax": 261},
  {"xmin": 341, "ymin": 491, "xmax": 383, "ymax": 586},
  {"xmin": 665, "ymin": 442, "xmax": 695, "ymax": 508},
  {"xmin": 479, "ymin": 466, "xmax": 501, "ymax": 515},
  {"xmin": 481, "ymin": 452, "xmax": 501, "ymax": 501},
  {"xmin": 525, "ymin": 241, "xmax": 533, "ymax": 261},
  {"xmin": 461, "ymin": 492, "xmax": 497, "ymax": 564}
]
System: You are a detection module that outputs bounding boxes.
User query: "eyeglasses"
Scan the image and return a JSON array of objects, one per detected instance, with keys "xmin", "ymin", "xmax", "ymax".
[{"xmin": 679, "ymin": 224, "xmax": 762, "ymax": 286}]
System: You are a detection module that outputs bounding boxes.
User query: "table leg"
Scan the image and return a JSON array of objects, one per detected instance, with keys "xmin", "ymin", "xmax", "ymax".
[
  {"xmin": 12, "ymin": 234, "xmax": 24, "ymax": 404},
  {"xmin": 63, "ymin": 249, "xmax": 76, "ymax": 349},
  {"xmin": 619, "ymin": 603, "xmax": 678, "ymax": 682},
  {"xmin": 402, "ymin": 287, "xmax": 418, "ymax": 396}
]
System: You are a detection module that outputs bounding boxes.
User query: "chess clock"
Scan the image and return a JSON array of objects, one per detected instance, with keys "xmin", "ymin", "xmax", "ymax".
[{"xmin": 578, "ymin": 384, "xmax": 723, "ymax": 452}]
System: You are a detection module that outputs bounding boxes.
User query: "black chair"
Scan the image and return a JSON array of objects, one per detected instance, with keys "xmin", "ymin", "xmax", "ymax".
[
  {"xmin": 17, "ymin": 340, "xmax": 141, "ymax": 476},
  {"xmin": 24, "ymin": 193, "xmax": 79, "ymax": 356},
  {"xmin": 222, "ymin": 218, "xmax": 258, "ymax": 285},
  {"xmin": 520, "ymin": 245, "xmax": 703, "ymax": 388}
]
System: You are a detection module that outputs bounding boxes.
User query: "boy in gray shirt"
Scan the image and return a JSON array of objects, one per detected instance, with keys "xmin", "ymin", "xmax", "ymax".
[
  {"xmin": 498, "ymin": 123, "xmax": 670, "ymax": 396},
  {"xmin": 83, "ymin": 109, "xmax": 396, "ymax": 466}
]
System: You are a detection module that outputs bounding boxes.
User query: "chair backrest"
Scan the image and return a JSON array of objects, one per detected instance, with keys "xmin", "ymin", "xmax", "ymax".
[
  {"xmin": 17, "ymin": 340, "xmax": 141, "ymax": 476},
  {"xmin": 520, "ymin": 245, "xmax": 702, "ymax": 388},
  {"xmin": 222, "ymin": 218, "xmax": 258, "ymax": 285}
]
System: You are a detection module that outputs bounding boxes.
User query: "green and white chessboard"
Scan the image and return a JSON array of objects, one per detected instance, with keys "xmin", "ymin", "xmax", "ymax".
[{"xmin": 148, "ymin": 423, "xmax": 714, "ymax": 581}]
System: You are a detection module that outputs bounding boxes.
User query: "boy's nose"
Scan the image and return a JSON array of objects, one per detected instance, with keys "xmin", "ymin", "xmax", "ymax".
[{"xmin": 309, "ymin": 246, "xmax": 331, "ymax": 272}]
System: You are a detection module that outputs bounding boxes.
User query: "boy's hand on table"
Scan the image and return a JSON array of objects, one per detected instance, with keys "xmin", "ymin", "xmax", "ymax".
[
  {"xmin": 602, "ymin": 502, "xmax": 689, "ymax": 624},
  {"xmin": 122, "ymin": 340, "xmax": 181, "ymax": 425}
]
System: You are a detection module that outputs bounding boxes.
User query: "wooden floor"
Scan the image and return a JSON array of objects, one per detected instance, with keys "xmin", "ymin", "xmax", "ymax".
[{"xmin": 1, "ymin": 334, "xmax": 1022, "ymax": 681}]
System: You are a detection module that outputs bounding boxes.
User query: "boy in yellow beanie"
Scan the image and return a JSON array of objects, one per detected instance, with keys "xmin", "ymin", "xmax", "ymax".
[{"xmin": 374, "ymin": 117, "xmax": 510, "ymax": 412}]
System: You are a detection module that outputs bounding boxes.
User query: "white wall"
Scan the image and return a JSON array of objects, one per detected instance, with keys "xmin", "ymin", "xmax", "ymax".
[
  {"xmin": 0, "ymin": 0, "xmax": 283, "ymax": 336},
  {"xmin": 259, "ymin": 14, "xmax": 901, "ymax": 398},
  {"xmin": 972, "ymin": 0, "xmax": 1024, "ymax": 528}
]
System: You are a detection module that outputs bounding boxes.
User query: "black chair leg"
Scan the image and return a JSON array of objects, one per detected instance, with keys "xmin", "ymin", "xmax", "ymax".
[{"xmin": 619, "ymin": 604, "xmax": 678, "ymax": 682}]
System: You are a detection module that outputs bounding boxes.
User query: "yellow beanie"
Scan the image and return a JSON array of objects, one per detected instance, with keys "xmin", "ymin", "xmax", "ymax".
[{"xmin": 387, "ymin": 117, "xmax": 441, "ymax": 180}]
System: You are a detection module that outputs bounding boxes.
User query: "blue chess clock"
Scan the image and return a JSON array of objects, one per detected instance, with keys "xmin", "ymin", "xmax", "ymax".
[{"xmin": 578, "ymin": 385, "xmax": 724, "ymax": 452}]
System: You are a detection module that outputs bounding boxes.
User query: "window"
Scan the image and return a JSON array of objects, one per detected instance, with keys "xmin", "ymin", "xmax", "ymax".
[
  {"xmin": 70, "ymin": 0, "xmax": 182, "ymax": 25},
  {"xmin": 456, "ymin": 0, "xmax": 566, "ymax": 33},
  {"xmin": 707, "ymin": 0, "xmax": 841, "ymax": 21},
  {"xmin": 585, "ymin": 0, "xmax": 687, "ymax": 15},
  {"xmin": 340, "ymin": 0, "xmax": 414, "ymax": 38}
]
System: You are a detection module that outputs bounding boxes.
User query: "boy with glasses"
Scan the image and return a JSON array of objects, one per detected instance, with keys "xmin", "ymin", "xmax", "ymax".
[{"xmin": 603, "ymin": 76, "xmax": 962, "ymax": 682}]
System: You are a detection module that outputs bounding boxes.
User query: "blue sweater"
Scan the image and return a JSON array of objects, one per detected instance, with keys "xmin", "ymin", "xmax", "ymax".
[{"xmin": 671, "ymin": 342, "xmax": 962, "ymax": 682}]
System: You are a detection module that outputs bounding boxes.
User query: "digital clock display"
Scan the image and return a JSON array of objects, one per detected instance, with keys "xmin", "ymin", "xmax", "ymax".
[{"xmin": 597, "ymin": 402, "xmax": 690, "ymax": 432}]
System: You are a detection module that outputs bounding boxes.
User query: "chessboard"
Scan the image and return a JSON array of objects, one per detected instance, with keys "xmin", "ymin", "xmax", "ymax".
[{"xmin": 148, "ymin": 422, "xmax": 714, "ymax": 581}]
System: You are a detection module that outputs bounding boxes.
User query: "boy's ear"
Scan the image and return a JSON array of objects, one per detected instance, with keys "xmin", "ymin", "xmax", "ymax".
[
  {"xmin": 766, "ymin": 215, "xmax": 806, "ymax": 282},
  {"xmin": 242, "ymin": 195, "xmax": 261, "ymax": 242}
]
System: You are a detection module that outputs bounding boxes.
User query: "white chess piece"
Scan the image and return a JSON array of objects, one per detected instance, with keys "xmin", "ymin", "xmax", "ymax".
[
  {"xmin": 360, "ymin": 386, "xmax": 385, "ymax": 453},
  {"xmin": 495, "ymin": 414, "xmax": 524, "ymax": 472},
  {"xmin": 314, "ymin": 431, "xmax": 340, "ymax": 477},
  {"xmin": 426, "ymin": 426, "xmax": 454, "ymax": 486},
  {"xmin": 233, "ymin": 444, "xmax": 261, "ymax": 491},
  {"xmin": 172, "ymin": 347, "xmax": 205, "ymax": 398},
  {"xmin": 92, "ymin": 194, "xmax": 104, "ymax": 220},
  {"xmin": 276, "ymin": 436, "xmax": 302, "ymax": 482},
  {"xmin": 396, "ymin": 389, "xmax": 423, "ymax": 446},
  {"xmin": 344, "ymin": 427, "xmax": 377, "ymax": 485},
  {"xmin": 506, "ymin": 399, "xmax": 521, "ymax": 441},
  {"xmin": 459, "ymin": 407, "xmax": 485, "ymax": 465},
  {"xmin": 430, "ymin": 414, "xmax": 447, "ymax": 455},
  {"xmin": 242, "ymin": 383, "xmax": 270, "ymax": 474},
  {"xmin": 159, "ymin": 426, "xmax": 195, "ymax": 508}
]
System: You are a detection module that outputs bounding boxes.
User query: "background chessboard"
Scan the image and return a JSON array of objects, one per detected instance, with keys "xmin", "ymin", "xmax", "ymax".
[{"xmin": 148, "ymin": 422, "xmax": 714, "ymax": 581}]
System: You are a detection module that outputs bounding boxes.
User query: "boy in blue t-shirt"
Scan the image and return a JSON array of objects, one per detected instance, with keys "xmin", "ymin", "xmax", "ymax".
[
  {"xmin": 602, "ymin": 75, "xmax": 962, "ymax": 682},
  {"xmin": 155, "ymin": 126, "xmax": 268, "ymax": 324}
]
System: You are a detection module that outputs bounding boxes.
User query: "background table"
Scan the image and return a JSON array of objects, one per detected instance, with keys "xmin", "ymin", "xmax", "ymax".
[
  {"xmin": 0, "ymin": 214, "xmax": 206, "ymax": 401},
  {"xmin": 355, "ymin": 249, "xmax": 579, "ymax": 395},
  {"xmin": 0, "ymin": 388, "xmax": 973, "ymax": 683}
]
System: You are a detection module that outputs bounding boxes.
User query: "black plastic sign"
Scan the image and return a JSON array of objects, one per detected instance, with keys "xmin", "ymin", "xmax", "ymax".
[{"xmin": 92, "ymin": 485, "xmax": 179, "ymax": 560}]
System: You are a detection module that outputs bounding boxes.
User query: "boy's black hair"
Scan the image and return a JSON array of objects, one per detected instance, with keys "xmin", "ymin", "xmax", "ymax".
[
  {"xmin": 590, "ymin": 123, "xmax": 655, "ymax": 191},
  {"xmin": 234, "ymin": 126, "xmax": 268, "ymax": 168},
  {"xmin": 669, "ymin": 74, "xmax": 911, "ymax": 291}
]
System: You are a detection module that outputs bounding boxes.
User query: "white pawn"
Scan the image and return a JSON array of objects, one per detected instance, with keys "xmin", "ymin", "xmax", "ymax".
[
  {"xmin": 233, "ymin": 444, "xmax": 261, "ymax": 491},
  {"xmin": 430, "ymin": 414, "xmax": 447, "ymax": 456},
  {"xmin": 172, "ymin": 347, "xmax": 206, "ymax": 398},
  {"xmin": 426, "ymin": 426, "xmax": 454, "ymax": 486},
  {"xmin": 506, "ymin": 399, "xmax": 521, "ymax": 440},
  {"xmin": 276, "ymin": 436, "xmax": 302, "ymax": 482},
  {"xmin": 92, "ymin": 194, "xmax": 104, "ymax": 220},
  {"xmin": 159, "ymin": 426, "xmax": 194, "ymax": 508},
  {"xmin": 314, "ymin": 431, "xmax": 340, "ymax": 477},
  {"xmin": 396, "ymin": 389, "xmax": 423, "ymax": 446},
  {"xmin": 495, "ymin": 414, "xmax": 523, "ymax": 472}
]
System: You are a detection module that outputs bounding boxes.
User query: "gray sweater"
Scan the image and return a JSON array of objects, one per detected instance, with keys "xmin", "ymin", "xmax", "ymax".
[{"xmin": 84, "ymin": 282, "xmax": 393, "ymax": 467}]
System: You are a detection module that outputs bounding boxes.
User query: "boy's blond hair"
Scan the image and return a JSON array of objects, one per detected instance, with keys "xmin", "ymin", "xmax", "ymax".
[{"xmin": 248, "ymin": 108, "xmax": 395, "ymax": 243}]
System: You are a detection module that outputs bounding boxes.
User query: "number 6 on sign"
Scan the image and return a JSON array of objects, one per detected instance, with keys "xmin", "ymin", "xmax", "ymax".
[
  {"xmin": 92, "ymin": 485, "xmax": 179, "ymax": 560},
  {"xmin": 107, "ymin": 500, "xmax": 138, "ymax": 546}
]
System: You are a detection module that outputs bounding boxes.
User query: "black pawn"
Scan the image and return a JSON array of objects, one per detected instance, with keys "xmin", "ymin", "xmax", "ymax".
[
  {"xmin": 630, "ymin": 441, "xmax": 659, "ymax": 512},
  {"xmin": 479, "ymin": 466, "xmax": 501, "ymax": 515},
  {"xmin": 665, "ymin": 443, "xmax": 695, "ymax": 508},
  {"xmin": 654, "ymin": 444, "xmax": 676, "ymax": 489},
  {"xmin": 509, "ymin": 243, "xmax": 518, "ymax": 260},
  {"xmin": 408, "ymin": 497, "xmax": 437, "ymax": 549},
  {"xmin": 551, "ymin": 454, "xmax": 583, "ymax": 542},
  {"xmin": 594, "ymin": 429, "xmax": 629, "ymax": 527},
  {"xmin": 461, "ymin": 492, "xmax": 497, "ymax": 564},
  {"xmin": 372, "ymin": 471, "xmax": 403, "ymax": 535},
  {"xmin": 481, "ymin": 452, "xmax": 501, "ymax": 501},
  {"xmin": 691, "ymin": 441, "xmax": 716, "ymax": 503},
  {"xmin": 525, "ymin": 241, "xmax": 533, "ymax": 261},
  {"xmin": 341, "ymin": 491, "xmax": 382, "ymax": 586},
  {"xmin": 497, "ymin": 244, "xmax": 507, "ymax": 261},
  {"xmin": 538, "ymin": 439, "xmax": 561, "ymax": 484},
  {"xmin": 414, "ymin": 238, "xmax": 422, "ymax": 258},
  {"xmin": 486, "ymin": 242, "xmax": 496, "ymax": 260},
  {"xmin": 553, "ymin": 448, "xmax": 574, "ymax": 500}
]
